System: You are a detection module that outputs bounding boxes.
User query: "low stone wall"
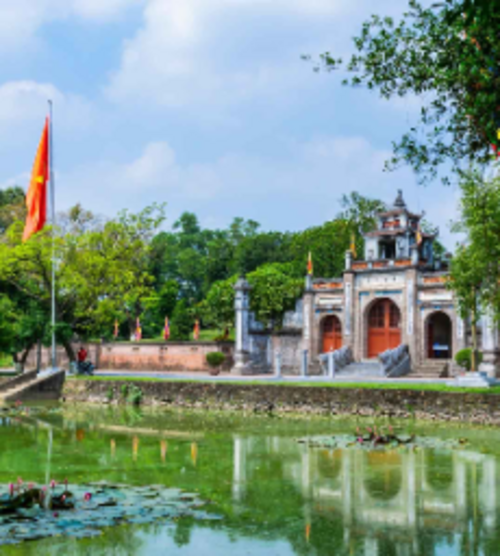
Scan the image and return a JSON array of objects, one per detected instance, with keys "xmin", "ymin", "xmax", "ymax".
[
  {"xmin": 0, "ymin": 370, "xmax": 38, "ymax": 393},
  {"xmin": 24, "ymin": 342, "xmax": 235, "ymax": 372},
  {"xmin": 6, "ymin": 370, "xmax": 66, "ymax": 402},
  {"xmin": 64, "ymin": 380, "xmax": 500, "ymax": 425}
]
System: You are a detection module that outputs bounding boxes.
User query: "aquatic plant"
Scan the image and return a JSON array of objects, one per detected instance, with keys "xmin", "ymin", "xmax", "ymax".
[
  {"xmin": 0, "ymin": 480, "xmax": 219, "ymax": 546},
  {"xmin": 127, "ymin": 385, "xmax": 143, "ymax": 406},
  {"xmin": 299, "ymin": 426, "xmax": 469, "ymax": 451}
]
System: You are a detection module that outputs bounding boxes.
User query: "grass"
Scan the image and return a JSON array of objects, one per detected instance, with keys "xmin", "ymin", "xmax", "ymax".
[
  {"xmin": 0, "ymin": 353, "xmax": 13, "ymax": 369},
  {"xmin": 68, "ymin": 375, "xmax": 500, "ymax": 395}
]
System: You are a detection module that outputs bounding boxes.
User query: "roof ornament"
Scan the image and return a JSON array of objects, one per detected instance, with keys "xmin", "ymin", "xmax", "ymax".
[{"xmin": 393, "ymin": 189, "xmax": 406, "ymax": 209}]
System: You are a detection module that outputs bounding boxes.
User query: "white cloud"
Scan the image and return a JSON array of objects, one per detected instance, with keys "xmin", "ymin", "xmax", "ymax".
[
  {"xmin": 105, "ymin": 0, "xmax": 379, "ymax": 108},
  {"xmin": 44, "ymin": 134, "xmax": 458, "ymax": 248},
  {"xmin": 0, "ymin": 81, "xmax": 94, "ymax": 131},
  {"xmin": 0, "ymin": 0, "xmax": 141, "ymax": 51}
]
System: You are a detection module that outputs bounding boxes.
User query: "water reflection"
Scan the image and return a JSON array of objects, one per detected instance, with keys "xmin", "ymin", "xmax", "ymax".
[
  {"xmin": 2, "ymin": 410, "xmax": 500, "ymax": 555},
  {"xmin": 231, "ymin": 435, "xmax": 500, "ymax": 555}
]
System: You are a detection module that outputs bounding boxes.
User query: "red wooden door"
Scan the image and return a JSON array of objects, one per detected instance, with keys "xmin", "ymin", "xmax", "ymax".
[
  {"xmin": 322, "ymin": 316, "xmax": 342, "ymax": 353},
  {"xmin": 368, "ymin": 300, "xmax": 401, "ymax": 358}
]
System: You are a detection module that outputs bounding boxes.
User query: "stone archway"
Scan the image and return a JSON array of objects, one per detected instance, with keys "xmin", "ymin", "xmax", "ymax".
[
  {"xmin": 364, "ymin": 451, "xmax": 403, "ymax": 502},
  {"xmin": 426, "ymin": 311, "xmax": 452, "ymax": 359},
  {"xmin": 367, "ymin": 298, "xmax": 401, "ymax": 358},
  {"xmin": 322, "ymin": 315, "xmax": 342, "ymax": 353}
]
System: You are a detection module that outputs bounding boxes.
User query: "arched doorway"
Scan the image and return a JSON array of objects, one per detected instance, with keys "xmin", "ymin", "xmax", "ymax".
[
  {"xmin": 427, "ymin": 312, "xmax": 452, "ymax": 359},
  {"xmin": 322, "ymin": 315, "xmax": 342, "ymax": 353},
  {"xmin": 367, "ymin": 299, "xmax": 401, "ymax": 358}
]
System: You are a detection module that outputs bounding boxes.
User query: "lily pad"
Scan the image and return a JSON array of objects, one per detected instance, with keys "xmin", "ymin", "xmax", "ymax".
[{"xmin": 0, "ymin": 482, "xmax": 220, "ymax": 546}]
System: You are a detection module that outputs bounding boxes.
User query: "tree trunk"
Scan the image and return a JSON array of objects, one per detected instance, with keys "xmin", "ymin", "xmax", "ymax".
[
  {"xmin": 471, "ymin": 297, "xmax": 478, "ymax": 373},
  {"xmin": 63, "ymin": 339, "xmax": 76, "ymax": 363},
  {"xmin": 36, "ymin": 338, "xmax": 42, "ymax": 372}
]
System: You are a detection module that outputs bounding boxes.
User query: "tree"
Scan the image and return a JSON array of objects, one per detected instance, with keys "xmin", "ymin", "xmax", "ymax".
[
  {"xmin": 202, "ymin": 276, "xmax": 238, "ymax": 332},
  {"xmin": 338, "ymin": 192, "xmax": 386, "ymax": 233},
  {"xmin": 0, "ymin": 204, "xmax": 164, "ymax": 361},
  {"xmin": 312, "ymin": 0, "xmax": 500, "ymax": 183},
  {"xmin": 0, "ymin": 294, "xmax": 47, "ymax": 370},
  {"xmin": 0, "ymin": 186, "xmax": 25, "ymax": 234},
  {"xmin": 247, "ymin": 263, "xmax": 304, "ymax": 329},
  {"xmin": 449, "ymin": 244, "xmax": 483, "ymax": 371},
  {"xmin": 233, "ymin": 232, "xmax": 292, "ymax": 276},
  {"xmin": 447, "ymin": 168, "xmax": 500, "ymax": 369},
  {"xmin": 289, "ymin": 219, "xmax": 354, "ymax": 278},
  {"xmin": 141, "ymin": 280, "xmax": 180, "ymax": 338},
  {"xmin": 170, "ymin": 300, "xmax": 193, "ymax": 341}
]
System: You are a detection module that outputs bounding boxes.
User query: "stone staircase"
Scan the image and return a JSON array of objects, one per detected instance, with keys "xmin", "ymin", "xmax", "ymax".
[
  {"xmin": 0, "ymin": 369, "xmax": 66, "ymax": 403},
  {"xmin": 409, "ymin": 360, "xmax": 450, "ymax": 379},
  {"xmin": 336, "ymin": 362, "xmax": 384, "ymax": 378}
]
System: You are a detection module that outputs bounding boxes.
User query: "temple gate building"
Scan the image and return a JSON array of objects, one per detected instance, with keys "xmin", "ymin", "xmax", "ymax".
[{"xmin": 232, "ymin": 190, "xmax": 500, "ymax": 378}]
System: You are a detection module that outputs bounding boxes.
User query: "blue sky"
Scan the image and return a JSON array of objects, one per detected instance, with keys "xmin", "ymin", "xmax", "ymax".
[{"xmin": 0, "ymin": 0, "xmax": 460, "ymax": 248}]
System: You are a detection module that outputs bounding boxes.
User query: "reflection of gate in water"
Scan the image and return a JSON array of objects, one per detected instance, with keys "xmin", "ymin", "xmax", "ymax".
[{"xmin": 231, "ymin": 435, "xmax": 500, "ymax": 546}]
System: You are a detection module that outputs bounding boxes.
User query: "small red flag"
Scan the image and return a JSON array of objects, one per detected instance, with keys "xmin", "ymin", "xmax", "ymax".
[
  {"xmin": 135, "ymin": 318, "xmax": 142, "ymax": 341},
  {"xmin": 193, "ymin": 319, "xmax": 200, "ymax": 341},
  {"xmin": 164, "ymin": 317, "xmax": 170, "ymax": 341},
  {"xmin": 23, "ymin": 118, "xmax": 49, "ymax": 241}
]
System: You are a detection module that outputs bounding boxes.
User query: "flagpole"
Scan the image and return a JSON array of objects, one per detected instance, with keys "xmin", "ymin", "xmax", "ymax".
[{"xmin": 48, "ymin": 100, "xmax": 57, "ymax": 371}]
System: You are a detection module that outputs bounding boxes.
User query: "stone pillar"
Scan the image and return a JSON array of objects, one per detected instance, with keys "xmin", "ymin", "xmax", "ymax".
[
  {"xmin": 410, "ymin": 244, "xmax": 419, "ymax": 266},
  {"xmin": 231, "ymin": 277, "xmax": 253, "ymax": 375},
  {"xmin": 232, "ymin": 435, "xmax": 246, "ymax": 504},
  {"xmin": 302, "ymin": 275, "xmax": 315, "ymax": 356},
  {"xmin": 479, "ymin": 308, "xmax": 500, "ymax": 377},
  {"xmin": 343, "ymin": 270, "xmax": 356, "ymax": 356},
  {"xmin": 345, "ymin": 250, "xmax": 353, "ymax": 271},
  {"xmin": 405, "ymin": 268, "xmax": 418, "ymax": 365}
]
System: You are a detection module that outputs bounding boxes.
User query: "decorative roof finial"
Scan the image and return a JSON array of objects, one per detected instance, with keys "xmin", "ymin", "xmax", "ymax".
[{"xmin": 394, "ymin": 189, "xmax": 406, "ymax": 209}]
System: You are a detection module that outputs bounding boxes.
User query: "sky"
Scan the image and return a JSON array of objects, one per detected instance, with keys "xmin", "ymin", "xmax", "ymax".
[{"xmin": 0, "ymin": 0, "xmax": 461, "ymax": 248}]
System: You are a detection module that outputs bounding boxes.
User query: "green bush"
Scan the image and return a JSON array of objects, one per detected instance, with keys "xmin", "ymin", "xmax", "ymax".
[
  {"xmin": 455, "ymin": 348, "xmax": 483, "ymax": 371},
  {"xmin": 206, "ymin": 351, "xmax": 226, "ymax": 368},
  {"xmin": 121, "ymin": 384, "xmax": 129, "ymax": 399}
]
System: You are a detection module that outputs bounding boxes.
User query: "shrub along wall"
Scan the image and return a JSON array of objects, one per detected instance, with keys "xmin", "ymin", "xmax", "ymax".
[{"xmin": 64, "ymin": 380, "xmax": 500, "ymax": 426}]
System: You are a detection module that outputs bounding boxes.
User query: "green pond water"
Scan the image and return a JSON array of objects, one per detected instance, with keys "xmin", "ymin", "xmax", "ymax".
[{"xmin": 1, "ymin": 406, "xmax": 500, "ymax": 555}]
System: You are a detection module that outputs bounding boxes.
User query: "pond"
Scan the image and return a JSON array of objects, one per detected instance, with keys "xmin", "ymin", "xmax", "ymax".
[{"xmin": 1, "ymin": 405, "xmax": 500, "ymax": 555}]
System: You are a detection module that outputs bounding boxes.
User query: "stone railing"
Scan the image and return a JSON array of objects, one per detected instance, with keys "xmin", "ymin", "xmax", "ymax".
[
  {"xmin": 379, "ymin": 345, "xmax": 411, "ymax": 378},
  {"xmin": 318, "ymin": 346, "xmax": 354, "ymax": 378}
]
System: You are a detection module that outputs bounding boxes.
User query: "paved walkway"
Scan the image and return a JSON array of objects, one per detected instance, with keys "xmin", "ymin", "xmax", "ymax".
[{"xmin": 93, "ymin": 370, "xmax": 450, "ymax": 385}]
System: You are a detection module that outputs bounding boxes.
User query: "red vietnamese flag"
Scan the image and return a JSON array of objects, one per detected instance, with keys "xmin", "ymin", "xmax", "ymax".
[
  {"xmin": 307, "ymin": 252, "xmax": 313, "ymax": 275},
  {"xmin": 164, "ymin": 317, "xmax": 170, "ymax": 341},
  {"xmin": 23, "ymin": 118, "xmax": 49, "ymax": 242}
]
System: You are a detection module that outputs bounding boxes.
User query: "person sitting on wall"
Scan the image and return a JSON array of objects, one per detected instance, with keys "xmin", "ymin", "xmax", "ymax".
[{"xmin": 77, "ymin": 346, "xmax": 94, "ymax": 375}]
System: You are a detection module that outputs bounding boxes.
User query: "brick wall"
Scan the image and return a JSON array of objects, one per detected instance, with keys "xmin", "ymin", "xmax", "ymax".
[{"xmin": 24, "ymin": 342, "xmax": 234, "ymax": 372}]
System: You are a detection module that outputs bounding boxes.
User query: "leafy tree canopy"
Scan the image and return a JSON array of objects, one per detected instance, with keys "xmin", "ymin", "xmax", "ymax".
[{"xmin": 312, "ymin": 0, "xmax": 500, "ymax": 183}]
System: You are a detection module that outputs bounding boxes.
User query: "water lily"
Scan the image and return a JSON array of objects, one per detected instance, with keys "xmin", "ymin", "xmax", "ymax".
[
  {"xmin": 50, "ymin": 480, "xmax": 56, "ymax": 490},
  {"xmin": 8, "ymin": 483, "xmax": 14, "ymax": 497},
  {"xmin": 84, "ymin": 492, "xmax": 92, "ymax": 502}
]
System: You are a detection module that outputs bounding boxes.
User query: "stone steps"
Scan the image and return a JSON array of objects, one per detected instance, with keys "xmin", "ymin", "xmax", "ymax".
[
  {"xmin": 410, "ymin": 360, "xmax": 450, "ymax": 378},
  {"xmin": 337, "ymin": 362, "xmax": 384, "ymax": 378}
]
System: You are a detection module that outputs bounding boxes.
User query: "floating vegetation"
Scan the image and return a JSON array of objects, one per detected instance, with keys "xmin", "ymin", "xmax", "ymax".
[
  {"xmin": 0, "ymin": 479, "xmax": 219, "ymax": 546},
  {"xmin": 298, "ymin": 426, "xmax": 469, "ymax": 451},
  {"xmin": 0, "ymin": 404, "xmax": 62, "ymax": 418}
]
